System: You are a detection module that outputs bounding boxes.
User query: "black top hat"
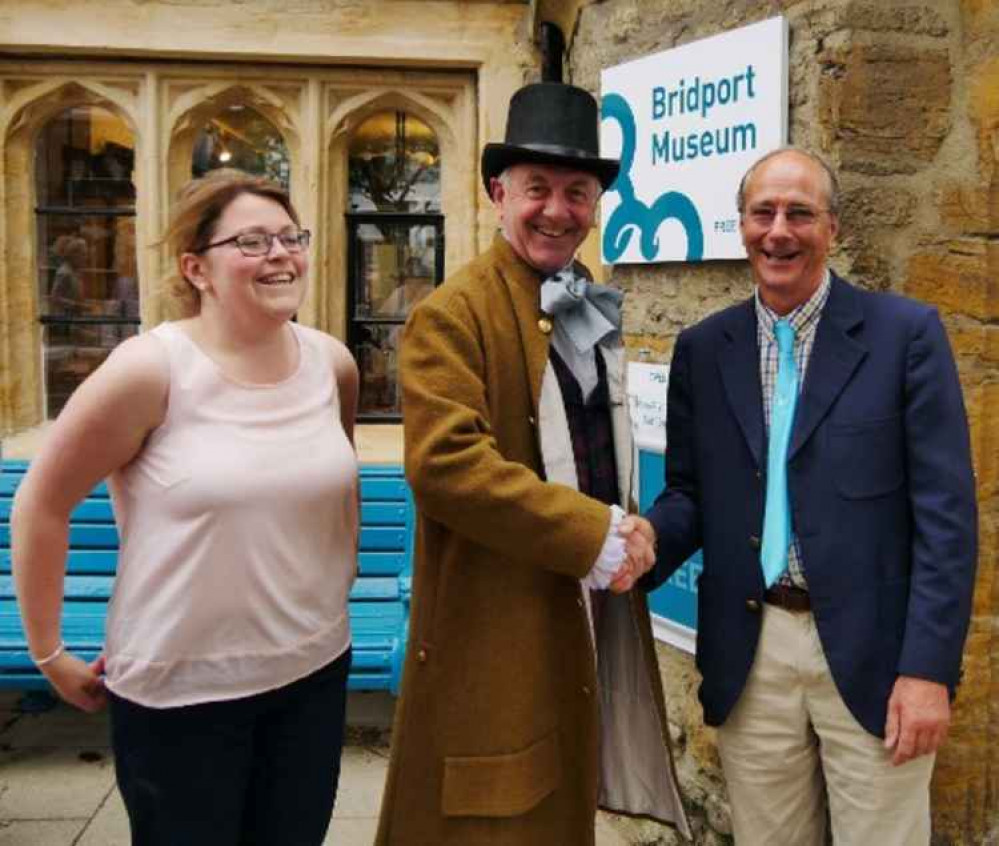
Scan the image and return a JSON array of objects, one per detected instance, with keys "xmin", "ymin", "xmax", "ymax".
[{"xmin": 481, "ymin": 83, "xmax": 620, "ymax": 193}]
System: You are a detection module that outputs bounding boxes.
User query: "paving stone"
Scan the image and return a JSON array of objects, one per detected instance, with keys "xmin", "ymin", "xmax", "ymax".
[
  {"xmin": 332, "ymin": 745, "xmax": 388, "ymax": 819},
  {"xmin": 596, "ymin": 812, "xmax": 633, "ymax": 845},
  {"xmin": 2, "ymin": 705, "xmax": 110, "ymax": 750},
  {"xmin": 75, "ymin": 789, "xmax": 130, "ymax": 846},
  {"xmin": 0, "ymin": 820, "xmax": 83, "ymax": 846},
  {"xmin": 324, "ymin": 815, "xmax": 380, "ymax": 844},
  {"xmin": 0, "ymin": 747, "xmax": 114, "ymax": 820},
  {"xmin": 0, "ymin": 693, "xmax": 24, "ymax": 714}
]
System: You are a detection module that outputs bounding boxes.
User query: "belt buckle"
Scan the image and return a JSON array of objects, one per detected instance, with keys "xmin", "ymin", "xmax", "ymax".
[{"xmin": 765, "ymin": 583, "xmax": 811, "ymax": 613}]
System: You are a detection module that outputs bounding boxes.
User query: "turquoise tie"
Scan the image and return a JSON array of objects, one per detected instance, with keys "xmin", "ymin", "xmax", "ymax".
[{"xmin": 760, "ymin": 320, "xmax": 798, "ymax": 588}]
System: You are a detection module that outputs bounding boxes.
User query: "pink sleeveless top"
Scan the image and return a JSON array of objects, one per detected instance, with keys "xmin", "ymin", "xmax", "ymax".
[{"xmin": 104, "ymin": 322, "xmax": 357, "ymax": 707}]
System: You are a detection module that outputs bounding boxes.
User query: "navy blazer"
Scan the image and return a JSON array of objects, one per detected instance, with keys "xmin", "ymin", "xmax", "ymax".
[{"xmin": 644, "ymin": 274, "xmax": 978, "ymax": 736}]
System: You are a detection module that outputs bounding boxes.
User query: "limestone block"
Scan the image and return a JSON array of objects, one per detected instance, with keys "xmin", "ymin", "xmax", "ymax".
[
  {"xmin": 905, "ymin": 240, "xmax": 998, "ymax": 321},
  {"xmin": 939, "ymin": 184, "xmax": 998, "ymax": 236},
  {"xmin": 969, "ymin": 56, "xmax": 999, "ymax": 181},
  {"xmin": 832, "ymin": 233, "xmax": 894, "ymax": 291},
  {"xmin": 819, "ymin": 42, "xmax": 951, "ymax": 175},
  {"xmin": 947, "ymin": 324, "xmax": 999, "ymax": 366},
  {"xmin": 971, "ymin": 380, "xmax": 999, "ymax": 500},
  {"xmin": 614, "ymin": 262, "xmax": 751, "ymax": 342},
  {"xmin": 624, "ymin": 333, "xmax": 676, "ymax": 364},
  {"xmin": 844, "ymin": 0, "xmax": 949, "ymax": 36},
  {"xmin": 961, "ymin": 0, "xmax": 999, "ymax": 44},
  {"xmin": 840, "ymin": 184, "xmax": 917, "ymax": 228},
  {"xmin": 704, "ymin": 793, "xmax": 733, "ymax": 836}
]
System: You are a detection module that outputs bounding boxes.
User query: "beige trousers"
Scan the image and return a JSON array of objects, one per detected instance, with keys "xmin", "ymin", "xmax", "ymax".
[{"xmin": 716, "ymin": 605, "xmax": 934, "ymax": 846}]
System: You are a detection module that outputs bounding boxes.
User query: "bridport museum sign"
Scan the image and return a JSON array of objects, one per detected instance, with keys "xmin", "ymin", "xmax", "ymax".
[{"xmin": 600, "ymin": 16, "xmax": 788, "ymax": 263}]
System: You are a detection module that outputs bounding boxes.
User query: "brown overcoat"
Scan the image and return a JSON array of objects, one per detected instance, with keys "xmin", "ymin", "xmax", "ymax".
[{"xmin": 375, "ymin": 236, "xmax": 690, "ymax": 845}]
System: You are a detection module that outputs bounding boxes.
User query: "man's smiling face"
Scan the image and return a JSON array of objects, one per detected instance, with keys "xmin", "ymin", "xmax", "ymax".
[
  {"xmin": 739, "ymin": 150, "xmax": 839, "ymax": 315},
  {"xmin": 490, "ymin": 163, "xmax": 600, "ymax": 275}
]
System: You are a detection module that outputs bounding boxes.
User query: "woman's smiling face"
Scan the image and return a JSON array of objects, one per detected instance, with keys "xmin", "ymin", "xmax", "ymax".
[{"xmin": 186, "ymin": 192, "xmax": 309, "ymax": 324}]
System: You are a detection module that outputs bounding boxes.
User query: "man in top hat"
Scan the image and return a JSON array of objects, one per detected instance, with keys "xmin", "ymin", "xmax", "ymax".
[{"xmin": 375, "ymin": 82, "xmax": 690, "ymax": 845}]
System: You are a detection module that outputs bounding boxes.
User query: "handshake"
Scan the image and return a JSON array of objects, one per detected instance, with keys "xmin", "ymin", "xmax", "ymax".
[{"xmin": 583, "ymin": 507, "xmax": 657, "ymax": 594}]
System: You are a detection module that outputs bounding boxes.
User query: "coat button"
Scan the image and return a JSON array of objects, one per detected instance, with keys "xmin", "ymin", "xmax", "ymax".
[
  {"xmin": 528, "ymin": 415, "xmax": 536, "ymax": 427},
  {"xmin": 755, "ymin": 470, "xmax": 762, "ymax": 480},
  {"xmin": 538, "ymin": 317, "xmax": 553, "ymax": 334},
  {"xmin": 576, "ymin": 597, "xmax": 584, "ymax": 608},
  {"xmin": 582, "ymin": 685, "xmax": 591, "ymax": 696},
  {"xmin": 746, "ymin": 599, "xmax": 762, "ymax": 612},
  {"xmin": 749, "ymin": 535, "xmax": 761, "ymax": 549},
  {"xmin": 417, "ymin": 648, "xmax": 428, "ymax": 663}
]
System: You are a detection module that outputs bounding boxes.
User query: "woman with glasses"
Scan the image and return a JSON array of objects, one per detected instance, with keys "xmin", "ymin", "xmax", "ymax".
[{"xmin": 12, "ymin": 169, "xmax": 359, "ymax": 846}]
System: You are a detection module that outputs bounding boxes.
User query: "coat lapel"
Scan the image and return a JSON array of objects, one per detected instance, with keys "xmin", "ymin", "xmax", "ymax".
[
  {"xmin": 788, "ymin": 275, "xmax": 867, "ymax": 460},
  {"xmin": 491, "ymin": 235, "xmax": 550, "ymax": 414},
  {"xmin": 600, "ymin": 342, "xmax": 633, "ymax": 506},
  {"xmin": 718, "ymin": 300, "xmax": 765, "ymax": 468}
]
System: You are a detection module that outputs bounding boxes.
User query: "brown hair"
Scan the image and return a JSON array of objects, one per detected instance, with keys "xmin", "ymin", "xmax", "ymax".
[
  {"xmin": 160, "ymin": 169, "xmax": 300, "ymax": 318},
  {"xmin": 52, "ymin": 234, "xmax": 88, "ymax": 266}
]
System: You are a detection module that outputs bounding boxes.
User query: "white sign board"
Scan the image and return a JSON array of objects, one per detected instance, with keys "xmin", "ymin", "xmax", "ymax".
[
  {"xmin": 627, "ymin": 362, "xmax": 669, "ymax": 452},
  {"xmin": 600, "ymin": 16, "xmax": 788, "ymax": 263}
]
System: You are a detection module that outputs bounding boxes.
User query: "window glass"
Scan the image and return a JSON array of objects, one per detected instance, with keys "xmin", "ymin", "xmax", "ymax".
[
  {"xmin": 347, "ymin": 110, "xmax": 443, "ymax": 421},
  {"xmin": 348, "ymin": 111, "xmax": 440, "ymax": 212},
  {"xmin": 191, "ymin": 105, "xmax": 290, "ymax": 188},
  {"xmin": 354, "ymin": 221, "xmax": 438, "ymax": 319},
  {"xmin": 34, "ymin": 106, "xmax": 139, "ymax": 417}
]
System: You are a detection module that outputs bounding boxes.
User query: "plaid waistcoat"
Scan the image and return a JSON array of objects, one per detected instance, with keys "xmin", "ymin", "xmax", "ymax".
[{"xmin": 549, "ymin": 348, "xmax": 620, "ymax": 507}]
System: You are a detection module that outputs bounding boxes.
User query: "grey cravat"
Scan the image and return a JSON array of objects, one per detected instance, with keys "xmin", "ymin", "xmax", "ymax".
[{"xmin": 540, "ymin": 267, "xmax": 623, "ymax": 399}]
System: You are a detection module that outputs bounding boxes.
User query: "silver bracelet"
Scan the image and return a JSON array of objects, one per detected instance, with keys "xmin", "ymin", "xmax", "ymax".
[{"xmin": 33, "ymin": 642, "xmax": 66, "ymax": 667}]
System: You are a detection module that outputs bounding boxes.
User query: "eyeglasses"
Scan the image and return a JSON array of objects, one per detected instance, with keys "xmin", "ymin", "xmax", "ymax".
[
  {"xmin": 744, "ymin": 205, "xmax": 829, "ymax": 229},
  {"xmin": 198, "ymin": 229, "xmax": 311, "ymax": 257}
]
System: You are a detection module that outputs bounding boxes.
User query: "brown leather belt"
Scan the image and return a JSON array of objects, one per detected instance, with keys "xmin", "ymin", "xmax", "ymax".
[{"xmin": 763, "ymin": 583, "xmax": 812, "ymax": 613}]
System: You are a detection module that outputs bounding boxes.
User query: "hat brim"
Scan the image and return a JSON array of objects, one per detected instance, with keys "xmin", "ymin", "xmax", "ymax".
[{"xmin": 481, "ymin": 143, "xmax": 620, "ymax": 195}]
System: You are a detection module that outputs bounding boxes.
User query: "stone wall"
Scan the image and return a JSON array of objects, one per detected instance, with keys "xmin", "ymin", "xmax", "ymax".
[{"xmin": 563, "ymin": 1, "xmax": 998, "ymax": 843}]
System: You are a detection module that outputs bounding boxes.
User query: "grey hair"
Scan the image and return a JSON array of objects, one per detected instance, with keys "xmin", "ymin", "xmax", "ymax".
[
  {"xmin": 736, "ymin": 146, "xmax": 840, "ymax": 217},
  {"xmin": 494, "ymin": 165, "xmax": 602, "ymax": 196}
]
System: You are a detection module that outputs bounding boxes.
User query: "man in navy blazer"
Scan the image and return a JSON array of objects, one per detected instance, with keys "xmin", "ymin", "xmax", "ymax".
[{"xmin": 643, "ymin": 148, "xmax": 977, "ymax": 844}]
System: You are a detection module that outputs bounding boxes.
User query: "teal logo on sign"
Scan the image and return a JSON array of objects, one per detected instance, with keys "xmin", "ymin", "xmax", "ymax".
[{"xmin": 601, "ymin": 93, "xmax": 704, "ymax": 262}]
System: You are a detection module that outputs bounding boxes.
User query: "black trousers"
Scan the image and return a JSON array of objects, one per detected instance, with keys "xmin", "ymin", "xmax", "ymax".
[{"xmin": 109, "ymin": 648, "xmax": 351, "ymax": 846}]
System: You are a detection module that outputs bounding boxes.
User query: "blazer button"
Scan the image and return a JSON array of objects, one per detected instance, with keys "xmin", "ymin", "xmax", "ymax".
[
  {"xmin": 528, "ymin": 415, "xmax": 536, "ymax": 427},
  {"xmin": 538, "ymin": 317, "xmax": 553, "ymax": 335},
  {"xmin": 746, "ymin": 599, "xmax": 762, "ymax": 613},
  {"xmin": 582, "ymin": 685, "xmax": 591, "ymax": 697},
  {"xmin": 749, "ymin": 535, "xmax": 761, "ymax": 549},
  {"xmin": 417, "ymin": 648, "xmax": 428, "ymax": 663},
  {"xmin": 576, "ymin": 597, "xmax": 584, "ymax": 609},
  {"xmin": 755, "ymin": 470, "xmax": 762, "ymax": 481}
]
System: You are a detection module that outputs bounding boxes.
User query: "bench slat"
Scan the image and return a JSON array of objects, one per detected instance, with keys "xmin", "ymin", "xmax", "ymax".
[
  {"xmin": 0, "ymin": 498, "xmax": 115, "ymax": 523},
  {"xmin": 0, "ymin": 598, "xmax": 404, "ymax": 643},
  {"xmin": 2, "ymin": 498, "xmax": 409, "ymax": 526},
  {"xmin": 0, "ymin": 475, "xmax": 109, "ymax": 497},
  {"xmin": 358, "ymin": 478, "xmax": 409, "ymax": 501},
  {"xmin": 0, "ymin": 575, "xmax": 400, "ymax": 603},
  {"xmin": 0, "ymin": 550, "xmax": 407, "ymax": 578},
  {"xmin": 0, "ymin": 550, "xmax": 119, "ymax": 576},
  {"xmin": 1, "ymin": 523, "xmax": 407, "ymax": 552},
  {"xmin": 359, "ymin": 502, "xmax": 407, "ymax": 525}
]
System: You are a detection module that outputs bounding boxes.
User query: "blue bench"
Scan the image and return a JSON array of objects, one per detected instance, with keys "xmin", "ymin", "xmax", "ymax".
[{"xmin": 0, "ymin": 460, "xmax": 413, "ymax": 696}]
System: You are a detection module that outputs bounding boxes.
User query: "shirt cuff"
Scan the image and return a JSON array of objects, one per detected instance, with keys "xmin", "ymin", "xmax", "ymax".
[{"xmin": 582, "ymin": 504, "xmax": 626, "ymax": 591}]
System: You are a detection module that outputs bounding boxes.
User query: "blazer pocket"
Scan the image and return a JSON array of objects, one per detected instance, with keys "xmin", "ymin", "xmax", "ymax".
[
  {"xmin": 442, "ymin": 729, "xmax": 561, "ymax": 818},
  {"xmin": 830, "ymin": 414, "xmax": 905, "ymax": 499}
]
